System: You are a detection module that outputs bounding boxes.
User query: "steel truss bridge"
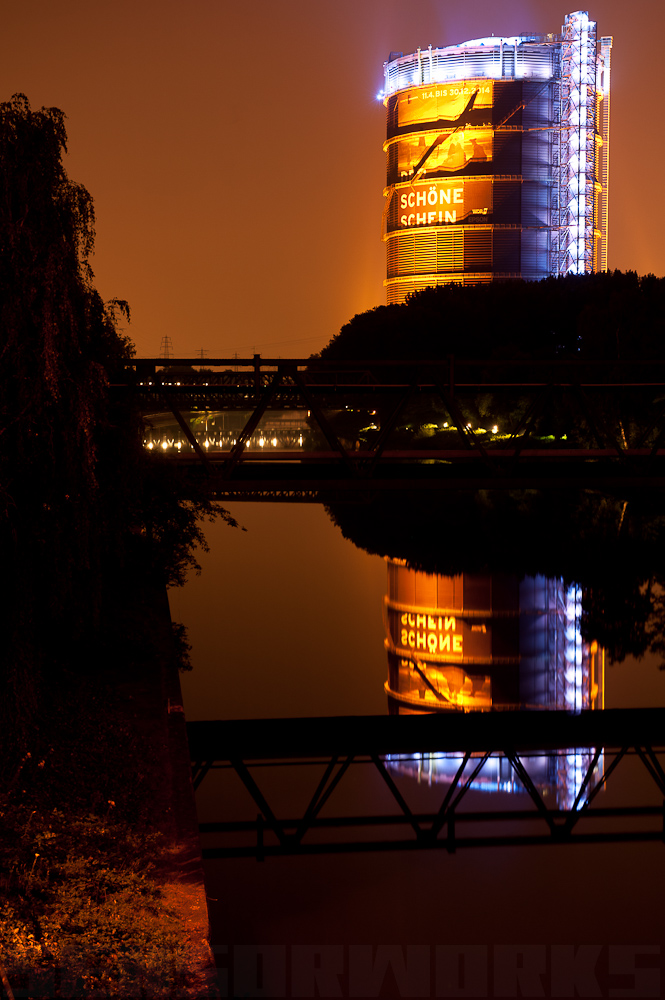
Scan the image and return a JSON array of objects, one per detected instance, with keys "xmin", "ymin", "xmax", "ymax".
[
  {"xmin": 188, "ymin": 708, "xmax": 665, "ymax": 859},
  {"xmin": 117, "ymin": 356, "xmax": 665, "ymax": 500}
]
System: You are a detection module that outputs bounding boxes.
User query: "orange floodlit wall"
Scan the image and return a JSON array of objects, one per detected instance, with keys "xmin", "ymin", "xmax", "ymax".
[
  {"xmin": 383, "ymin": 560, "xmax": 603, "ymax": 715},
  {"xmin": 395, "ymin": 82, "xmax": 494, "ymax": 127},
  {"xmin": 381, "ymin": 14, "xmax": 611, "ymax": 302},
  {"xmin": 383, "ymin": 77, "xmax": 556, "ymax": 301}
]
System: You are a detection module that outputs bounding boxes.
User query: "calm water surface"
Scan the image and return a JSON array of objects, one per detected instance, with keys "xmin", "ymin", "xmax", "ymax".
[{"xmin": 170, "ymin": 504, "xmax": 665, "ymax": 998}]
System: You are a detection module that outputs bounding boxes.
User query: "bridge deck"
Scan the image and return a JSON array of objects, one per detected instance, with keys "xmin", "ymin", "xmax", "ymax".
[
  {"xmin": 189, "ymin": 710, "xmax": 665, "ymax": 856},
  {"xmin": 117, "ymin": 356, "xmax": 665, "ymax": 496},
  {"xmin": 187, "ymin": 708, "xmax": 665, "ymax": 759}
]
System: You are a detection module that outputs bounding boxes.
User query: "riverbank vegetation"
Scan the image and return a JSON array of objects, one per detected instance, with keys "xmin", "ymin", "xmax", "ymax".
[
  {"xmin": 314, "ymin": 271, "xmax": 665, "ymax": 452},
  {"xmin": 0, "ymin": 95, "xmax": 226, "ymax": 994},
  {"xmin": 0, "ymin": 683, "xmax": 190, "ymax": 997}
]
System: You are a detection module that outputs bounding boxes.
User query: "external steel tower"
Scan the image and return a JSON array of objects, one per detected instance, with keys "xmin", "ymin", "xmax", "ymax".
[{"xmin": 381, "ymin": 10, "xmax": 612, "ymax": 303}]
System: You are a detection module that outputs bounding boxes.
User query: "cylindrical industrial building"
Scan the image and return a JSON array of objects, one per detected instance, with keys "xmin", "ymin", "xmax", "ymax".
[
  {"xmin": 384, "ymin": 559, "xmax": 604, "ymax": 715},
  {"xmin": 381, "ymin": 11, "xmax": 612, "ymax": 303},
  {"xmin": 383, "ymin": 559, "xmax": 605, "ymax": 807}
]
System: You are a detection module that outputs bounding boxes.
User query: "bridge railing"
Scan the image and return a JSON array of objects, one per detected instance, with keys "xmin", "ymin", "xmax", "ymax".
[{"xmin": 120, "ymin": 355, "xmax": 665, "ymax": 389}]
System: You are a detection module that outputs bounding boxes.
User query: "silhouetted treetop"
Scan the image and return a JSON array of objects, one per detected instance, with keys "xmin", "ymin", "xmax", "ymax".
[
  {"xmin": 0, "ymin": 96, "xmax": 136, "ymax": 724},
  {"xmin": 317, "ymin": 272, "xmax": 665, "ymax": 362},
  {"xmin": 0, "ymin": 94, "xmax": 132, "ymax": 489},
  {"xmin": 0, "ymin": 95, "xmax": 92, "ymax": 267},
  {"xmin": 0, "ymin": 96, "xmax": 237, "ymax": 737}
]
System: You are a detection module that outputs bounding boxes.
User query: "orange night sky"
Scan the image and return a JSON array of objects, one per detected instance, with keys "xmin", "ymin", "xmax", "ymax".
[{"xmin": 3, "ymin": 1, "xmax": 664, "ymax": 359}]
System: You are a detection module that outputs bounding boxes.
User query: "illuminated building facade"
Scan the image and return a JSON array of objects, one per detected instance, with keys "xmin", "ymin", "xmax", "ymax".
[
  {"xmin": 383, "ymin": 560, "xmax": 605, "ymax": 806},
  {"xmin": 384, "ymin": 560, "xmax": 604, "ymax": 715},
  {"xmin": 381, "ymin": 10, "xmax": 612, "ymax": 303}
]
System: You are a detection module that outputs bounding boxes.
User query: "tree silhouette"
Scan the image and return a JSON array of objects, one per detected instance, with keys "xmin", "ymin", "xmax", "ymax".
[
  {"xmin": 0, "ymin": 96, "xmax": 131, "ymax": 723},
  {"xmin": 0, "ymin": 95, "xmax": 236, "ymax": 737},
  {"xmin": 318, "ymin": 271, "xmax": 665, "ymax": 362}
]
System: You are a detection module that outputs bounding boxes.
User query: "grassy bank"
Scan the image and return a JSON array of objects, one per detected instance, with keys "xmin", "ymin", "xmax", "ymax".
[
  {"xmin": 0, "ymin": 650, "xmax": 211, "ymax": 998},
  {"xmin": 1, "ymin": 801, "xmax": 187, "ymax": 996}
]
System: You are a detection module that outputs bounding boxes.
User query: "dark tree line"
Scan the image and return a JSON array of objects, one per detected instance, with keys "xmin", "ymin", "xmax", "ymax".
[
  {"xmin": 313, "ymin": 272, "xmax": 665, "ymax": 451},
  {"xmin": 0, "ymin": 95, "xmax": 236, "ymax": 740},
  {"xmin": 318, "ymin": 271, "xmax": 665, "ymax": 362}
]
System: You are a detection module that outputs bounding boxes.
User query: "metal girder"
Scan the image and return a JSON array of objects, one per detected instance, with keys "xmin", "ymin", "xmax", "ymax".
[
  {"xmin": 120, "ymin": 355, "xmax": 665, "ymax": 391},
  {"xmin": 290, "ymin": 369, "xmax": 357, "ymax": 475},
  {"xmin": 220, "ymin": 372, "xmax": 283, "ymax": 477},
  {"xmin": 188, "ymin": 709, "xmax": 665, "ymax": 757},
  {"xmin": 127, "ymin": 355, "xmax": 665, "ymax": 492},
  {"xmin": 196, "ymin": 753, "xmax": 665, "ymax": 859},
  {"xmin": 161, "ymin": 393, "xmax": 213, "ymax": 476},
  {"xmin": 189, "ymin": 710, "xmax": 665, "ymax": 858}
]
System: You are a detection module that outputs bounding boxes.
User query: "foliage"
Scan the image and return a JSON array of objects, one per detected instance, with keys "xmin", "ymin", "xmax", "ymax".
[
  {"xmin": 312, "ymin": 272, "xmax": 665, "ymax": 451},
  {"xmin": 325, "ymin": 488, "xmax": 665, "ymax": 666},
  {"xmin": 171, "ymin": 620, "xmax": 193, "ymax": 671},
  {"xmin": 0, "ymin": 811, "xmax": 188, "ymax": 998},
  {"xmin": 0, "ymin": 94, "xmax": 237, "ymax": 736},
  {"xmin": 0, "ymin": 660, "xmax": 218, "ymax": 998},
  {"xmin": 136, "ymin": 455, "xmax": 240, "ymax": 588},
  {"xmin": 317, "ymin": 271, "xmax": 665, "ymax": 362},
  {"xmin": 0, "ymin": 749, "xmax": 190, "ymax": 997},
  {"xmin": 0, "ymin": 95, "xmax": 132, "ymax": 727}
]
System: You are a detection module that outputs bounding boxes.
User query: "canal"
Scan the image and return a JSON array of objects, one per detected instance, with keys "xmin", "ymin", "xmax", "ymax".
[{"xmin": 169, "ymin": 502, "xmax": 665, "ymax": 997}]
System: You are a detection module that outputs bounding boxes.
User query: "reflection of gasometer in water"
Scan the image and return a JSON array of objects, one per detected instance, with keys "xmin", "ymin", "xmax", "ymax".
[
  {"xmin": 384, "ymin": 558, "xmax": 603, "ymax": 715},
  {"xmin": 383, "ymin": 559, "xmax": 605, "ymax": 807}
]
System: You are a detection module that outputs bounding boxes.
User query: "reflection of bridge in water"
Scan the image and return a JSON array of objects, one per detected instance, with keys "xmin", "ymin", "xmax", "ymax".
[
  {"xmin": 117, "ymin": 356, "xmax": 665, "ymax": 501},
  {"xmin": 189, "ymin": 709, "xmax": 665, "ymax": 858}
]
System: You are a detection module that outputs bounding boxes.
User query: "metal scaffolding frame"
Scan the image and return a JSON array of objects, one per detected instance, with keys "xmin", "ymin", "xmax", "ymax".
[{"xmin": 558, "ymin": 11, "xmax": 600, "ymax": 275}]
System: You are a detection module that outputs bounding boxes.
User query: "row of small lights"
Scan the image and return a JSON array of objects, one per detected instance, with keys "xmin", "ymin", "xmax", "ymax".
[
  {"xmin": 468, "ymin": 423, "xmax": 499, "ymax": 434},
  {"xmin": 144, "ymin": 424, "xmax": 508, "ymax": 449},
  {"xmin": 379, "ymin": 58, "xmax": 554, "ymax": 100},
  {"xmin": 426, "ymin": 422, "xmax": 501, "ymax": 434},
  {"xmin": 558, "ymin": 583, "xmax": 597, "ymax": 809},
  {"xmin": 145, "ymin": 435, "xmax": 305, "ymax": 451}
]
